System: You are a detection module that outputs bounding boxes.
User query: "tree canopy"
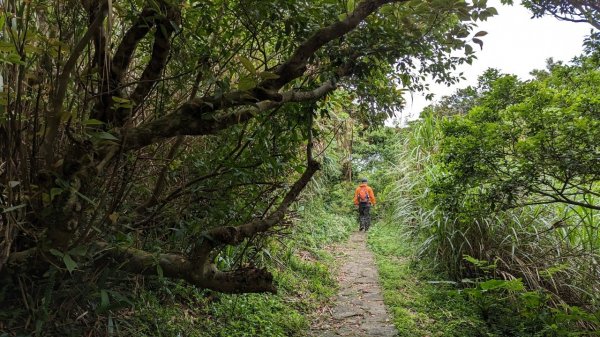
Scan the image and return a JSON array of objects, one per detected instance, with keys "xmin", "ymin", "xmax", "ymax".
[
  {"xmin": 0, "ymin": 2, "xmax": 500, "ymax": 329},
  {"xmin": 521, "ymin": 0, "xmax": 600, "ymax": 29},
  {"xmin": 437, "ymin": 50, "xmax": 600, "ymax": 213}
]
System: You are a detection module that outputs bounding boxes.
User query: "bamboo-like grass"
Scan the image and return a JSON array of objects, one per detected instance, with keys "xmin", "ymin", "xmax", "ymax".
[{"xmin": 380, "ymin": 112, "xmax": 600, "ymax": 324}]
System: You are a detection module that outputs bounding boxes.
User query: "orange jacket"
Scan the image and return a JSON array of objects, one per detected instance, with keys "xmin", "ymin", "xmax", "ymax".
[{"xmin": 354, "ymin": 183, "xmax": 376, "ymax": 205}]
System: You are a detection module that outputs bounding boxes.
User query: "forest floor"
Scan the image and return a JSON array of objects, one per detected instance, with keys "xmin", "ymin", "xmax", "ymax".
[{"xmin": 309, "ymin": 231, "xmax": 398, "ymax": 337}]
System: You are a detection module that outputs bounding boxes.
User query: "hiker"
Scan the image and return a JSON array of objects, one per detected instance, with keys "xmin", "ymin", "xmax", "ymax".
[{"xmin": 353, "ymin": 178, "xmax": 376, "ymax": 231}]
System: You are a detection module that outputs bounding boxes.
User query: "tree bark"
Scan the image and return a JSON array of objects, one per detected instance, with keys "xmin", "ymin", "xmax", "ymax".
[{"xmin": 119, "ymin": 81, "xmax": 337, "ymax": 151}]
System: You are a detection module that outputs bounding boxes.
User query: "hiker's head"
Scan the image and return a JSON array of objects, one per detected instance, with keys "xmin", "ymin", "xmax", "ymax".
[{"xmin": 360, "ymin": 178, "xmax": 368, "ymax": 184}]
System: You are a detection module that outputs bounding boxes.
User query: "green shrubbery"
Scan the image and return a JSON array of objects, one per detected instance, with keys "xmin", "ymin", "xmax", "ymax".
[
  {"xmin": 372, "ymin": 46, "xmax": 600, "ymax": 334},
  {"xmin": 114, "ymin": 183, "xmax": 355, "ymax": 337}
]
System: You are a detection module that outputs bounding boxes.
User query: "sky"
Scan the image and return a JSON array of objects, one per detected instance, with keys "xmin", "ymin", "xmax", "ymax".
[{"xmin": 391, "ymin": 0, "xmax": 594, "ymax": 125}]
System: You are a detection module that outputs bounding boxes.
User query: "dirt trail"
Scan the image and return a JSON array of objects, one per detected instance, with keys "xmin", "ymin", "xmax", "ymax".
[{"xmin": 310, "ymin": 232, "xmax": 397, "ymax": 337}]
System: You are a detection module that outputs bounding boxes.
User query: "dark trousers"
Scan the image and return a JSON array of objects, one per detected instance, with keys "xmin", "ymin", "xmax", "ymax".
[{"xmin": 358, "ymin": 202, "xmax": 371, "ymax": 230}]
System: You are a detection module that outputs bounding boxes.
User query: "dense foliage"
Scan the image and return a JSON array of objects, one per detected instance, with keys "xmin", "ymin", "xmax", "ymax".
[
  {"xmin": 1, "ymin": 0, "xmax": 598, "ymax": 335},
  {"xmin": 439, "ymin": 54, "xmax": 600, "ymax": 213},
  {"xmin": 0, "ymin": 0, "xmax": 501, "ymax": 334},
  {"xmin": 376, "ymin": 44, "xmax": 600, "ymax": 334}
]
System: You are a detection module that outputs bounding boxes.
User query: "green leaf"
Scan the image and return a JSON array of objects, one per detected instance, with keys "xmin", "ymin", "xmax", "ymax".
[
  {"xmin": 479, "ymin": 279, "xmax": 524, "ymax": 292},
  {"xmin": 62, "ymin": 253, "xmax": 77, "ymax": 273},
  {"xmin": 258, "ymin": 71, "xmax": 280, "ymax": 80},
  {"xmin": 478, "ymin": 279, "xmax": 501, "ymax": 290},
  {"xmin": 91, "ymin": 131, "xmax": 119, "ymax": 141},
  {"xmin": 69, "ymin": 245, "xmax": 88, "ymax": 257},
  {"xmin": 50, "ymin": 187, "xmax": 63, "ymax": 201},
  {"xmin": 238, "ymin": 75, "xmax": 256, "ymax": 91},
  {"xmin": 474, "ymin": 31, "xmax": 488, "ymax": 37},
  {"xmin": 111, "ymin": 96, "xmax": 133, "ymax": 109},
  {"xmin": 111, "ymin": 96, "xmax": 130, "ymax": 103},
  {"xmin": 49, "ymin": 248, "xmax": 64, "ymax": 258},
  {"xmin": 99, "ymin": 289, "xmax": 110, "ymax": 312},
  {"xmin": 347, "ymin": 0, "xmax": 355, "ymax": 13},
  {"xmin": 486, "ymin": 7, "xmax": 498, "ymax": 16},
  {"xmin": 464, "ymin": 44, "xmax": 473, "ymax": 55},
  {"xmin": 239, "ymin": 56, "xmax": 256, "ymax": 75},
  {"xmin": 85, "ymin": 119, "xmax": 105, "ymax": 126}
]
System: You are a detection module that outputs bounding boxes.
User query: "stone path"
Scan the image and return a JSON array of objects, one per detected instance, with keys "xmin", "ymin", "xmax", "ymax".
[{"xmin": 310, "ymin": 232, "xmax": 397, "ymax": 337}]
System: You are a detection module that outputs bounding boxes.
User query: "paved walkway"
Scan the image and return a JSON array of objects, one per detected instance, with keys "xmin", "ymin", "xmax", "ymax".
[{"xmin": 310, "ymin": 232, "xmax": 397, "ymax": 337}]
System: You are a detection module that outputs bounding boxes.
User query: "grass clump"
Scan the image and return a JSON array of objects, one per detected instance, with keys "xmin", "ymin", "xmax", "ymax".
[{"xmin": 368, "ymin": 221, "xmax": 489, "ymax": 337}]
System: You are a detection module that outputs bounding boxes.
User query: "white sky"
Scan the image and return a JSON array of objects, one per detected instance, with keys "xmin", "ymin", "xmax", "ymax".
[{"xmin": 392, "ymin": 0, "xmax": 595, "ymax": 125}]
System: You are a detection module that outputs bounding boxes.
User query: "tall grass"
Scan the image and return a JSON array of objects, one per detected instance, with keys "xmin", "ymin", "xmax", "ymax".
[{"xmin": 379, "ymin": 112, "xmax": 600, "ymax": 331}]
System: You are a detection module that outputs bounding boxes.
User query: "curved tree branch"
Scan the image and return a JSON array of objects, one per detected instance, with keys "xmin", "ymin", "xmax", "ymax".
[
  {"xmin": 94, "ymin": 242, "xmax": 275, "ymax": 293},
  {"xmin": 129, "ymin": 13, "xmax": 178, "ymax": 108},
  {"xmin": 117, "ymin": 0, "xmax": 404, "ymax": 150},
  {"xmin": 7, "ymin": 156, "xmax": 319, "ymax": 293},
  {"xmin": 120, "ymin": 80, "xmax": 337, "ymax": 151},
  {"xmin": 261, "ymin": 0, "xmax": 404, "ymax": 89},
  {"xmin": 90, "ymin": 152, "xmax": 320, "ymax": 294},
  {"xmin": 111, "ymin": 8, "xmax": 159, "ymax": 83},
  {"xmin": 90, "ymin": 7, "xmax": 157, "ymax": 123},
  {"xmin": 93, "ymin": 2, "xmax": 180, "ymax": 125}
]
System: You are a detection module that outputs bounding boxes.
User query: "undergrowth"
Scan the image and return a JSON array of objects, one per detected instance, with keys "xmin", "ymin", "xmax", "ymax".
[
  {"xmin": 367, "ymin": 88, "xmax": 600, "ymax": 335},
  {"xmin": 368, "ymin": 220, "xmax": 491, "ymax": 337},
  {"xmin": 369, "ymin": 217, "xmax": 600, "ymax": 336},
  {"xmin": 100, "ymin": 185, "xmax": 355, "ymax": 337}
]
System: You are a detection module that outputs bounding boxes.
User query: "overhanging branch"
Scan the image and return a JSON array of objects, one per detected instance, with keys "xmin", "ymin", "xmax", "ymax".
[
  {"xmin": 92, "ymin": 154, "xmax": 320, "ymax": 294},
  {"xmin": 117, "ymin": 0, "xmax": 404, "ymax": 151},
  {"xmin": 260, "ymin": 0, "xmax": 404, "ymax": 89},
  {"xmin": 129, "ymin": 7, "xmax": 180, "ymax": 109},
  {"xmin": 111, "ymin": 8, "xmax": 159, "ymax": 83},
  {"xmin": 120, "ymin": 81, "xmax": 337, "ymax": 151},
  {"xmin": 195, "ymin": 158, "xmax": 320, "ymax": 251}
]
